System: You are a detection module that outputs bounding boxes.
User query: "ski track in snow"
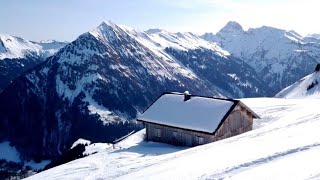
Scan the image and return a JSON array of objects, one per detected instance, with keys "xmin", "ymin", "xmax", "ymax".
[
  {"xmin": 26, "ymin": 98, "xmax": 320, "ymax": 180},
  {"xmin": 204, "ymin": 143, "xmax": 320, "ymax": 179}
]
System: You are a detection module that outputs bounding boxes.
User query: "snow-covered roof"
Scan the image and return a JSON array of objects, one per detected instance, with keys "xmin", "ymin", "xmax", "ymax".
[{"xmin": 138, "ymin": 93, "xmax": 238, "ymax": 133}]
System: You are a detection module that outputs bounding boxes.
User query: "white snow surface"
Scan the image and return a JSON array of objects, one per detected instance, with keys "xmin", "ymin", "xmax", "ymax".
[
  {"xmin": 26, "ymin": 98, "xmax": 320, "ymax": 180},
  {"xmin": 276, "ymin": 71, "xmax": 320, "ymax": 98},
  {"xmin": 71, "ymin": 138, "xmax": 91, "ymax": 149},
  {"xmin": 83, "ymin": 143, "xmax": 112, "ymax": 156},
  {"xmin": 138, "ymin": 93, "xmax": 235, "ymax": 133},
  {"xmin": 70, "ymin": 138, "xmax": 112, "ymax": 156}
]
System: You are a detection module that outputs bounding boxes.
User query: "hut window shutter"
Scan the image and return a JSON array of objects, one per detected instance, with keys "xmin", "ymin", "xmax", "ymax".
[
  {"xmin": 173, "ymin": 131, "xmax": 178, "ymax": 138},
  {"xmin": 155, "ymin": 128, "xmax": 161, "ymax": 138},
  {"xmin": 199, "ymin": 137, "xmax": 204, "ymax": 144},
  {"xmin": 196, "ymin": 136, "xmax": 204, "ymax": 144}
]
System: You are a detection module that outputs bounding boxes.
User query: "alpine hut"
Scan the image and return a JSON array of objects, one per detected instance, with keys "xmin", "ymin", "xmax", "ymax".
[{"xmin": 137, "ymin": 92, "xmax": 259, "ymax": 147}]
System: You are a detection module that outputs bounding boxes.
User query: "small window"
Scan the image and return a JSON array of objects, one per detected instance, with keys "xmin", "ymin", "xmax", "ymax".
[
  {"xmin": 196, "ymin": 136, "xmax": 204, "ymax": 145},
  {"xmin": 173, "ymin": 131, "xmax": 178, "ymax": 139},
  {"xmin": 155, "ymin": 128, "xmax": 161, "ymax": 138}
]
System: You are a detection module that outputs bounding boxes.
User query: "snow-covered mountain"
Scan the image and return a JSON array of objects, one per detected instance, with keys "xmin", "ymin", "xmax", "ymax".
[
  {"xmin": 0, "ymin": 34, "xmax": 67, "ymax": 91},
  {"xmin": 202, "ymin": 21, "xmax": 320, "ymax": 93},
  {"xmin": 0, "ymin": 21, "xmax": 236, "ymax": 162},
  {"xmin": 276, "ymin": 65, "xmax": 320, "ymax": 98},
  {"xmin": 25, "ymin": 98, "xmax": 320, "ymax": 179}
]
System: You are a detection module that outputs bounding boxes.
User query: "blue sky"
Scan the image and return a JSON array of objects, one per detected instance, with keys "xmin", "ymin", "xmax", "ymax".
[{"xmin": 1, "ymin": 0, "xmax": 320, "ymax": 41}]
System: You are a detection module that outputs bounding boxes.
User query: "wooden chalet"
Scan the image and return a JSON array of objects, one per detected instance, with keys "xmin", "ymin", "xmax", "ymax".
[{"xmin": 137, "ymin": 92, "xmax": 259, "ymax": 147}]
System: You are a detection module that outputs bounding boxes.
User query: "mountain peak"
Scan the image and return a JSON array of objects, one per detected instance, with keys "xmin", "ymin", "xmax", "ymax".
[
  {"xmin": 96, "ymin": 20, "xmax": 120, "ymax": 33},
  {"xmin": 219, "ymin": 21, "xmax": 244, "ymax": 34},
  {"xmin": 100, "ymin": 20, "xmax": 117, "ymax": 28},
  {"xmin": 88, "ymin": 20, "xmax": 125, "ymax": 44}
]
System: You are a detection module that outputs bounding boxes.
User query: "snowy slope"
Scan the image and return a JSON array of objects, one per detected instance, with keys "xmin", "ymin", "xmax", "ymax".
[
  {"xmin": 26, "ymin": 98, "xmax": 320, "ymax": 179},
  {"xmin": 202, "ymin": 21, "xmax": 320, "ymax": 92},
  {"xmin": 276, "ymin": 70, "xmax": 320, "ymax": 98}
]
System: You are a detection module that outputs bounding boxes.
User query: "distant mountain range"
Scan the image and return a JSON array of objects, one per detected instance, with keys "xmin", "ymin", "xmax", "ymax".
[
  {"xmin": 202, "ymin": 21, "xmax": 320, "ymax": 93},
  {"xmin": 1, "ymin": 20, "xmax": 320, "ymax": 165}
]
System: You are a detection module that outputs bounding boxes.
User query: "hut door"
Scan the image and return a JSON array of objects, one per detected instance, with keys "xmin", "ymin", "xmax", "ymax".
[{"xmin": 186, "ymin": 134, "xmax": 192, "ymax": 146}]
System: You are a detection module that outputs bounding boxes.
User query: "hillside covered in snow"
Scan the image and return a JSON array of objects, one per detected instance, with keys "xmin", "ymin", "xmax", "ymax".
[
  {"xmin": 276, "ymin": 65, "xmax": 320, "ymax": 98},
  {"xmin": 26, "ymin": 98, "xmax": 320, "ymax": 179}
]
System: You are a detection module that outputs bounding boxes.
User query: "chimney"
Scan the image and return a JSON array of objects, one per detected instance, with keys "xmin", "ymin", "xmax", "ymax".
[
  {"xmin": 315, "ymin": 64, "xmax": 320, "ymax": 72},
  {"xmin": 183, "ymin": 91, "xmax": 191, "ymax": 101}
]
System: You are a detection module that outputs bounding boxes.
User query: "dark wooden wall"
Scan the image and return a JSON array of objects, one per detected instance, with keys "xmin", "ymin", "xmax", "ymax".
[
  {"xmin": 214, "ymin": 104, "xmax": 253, "ymax": 141},
  {"xmin": 146, "ymin": 123, "xmax": 214, "ymax": 147}
]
